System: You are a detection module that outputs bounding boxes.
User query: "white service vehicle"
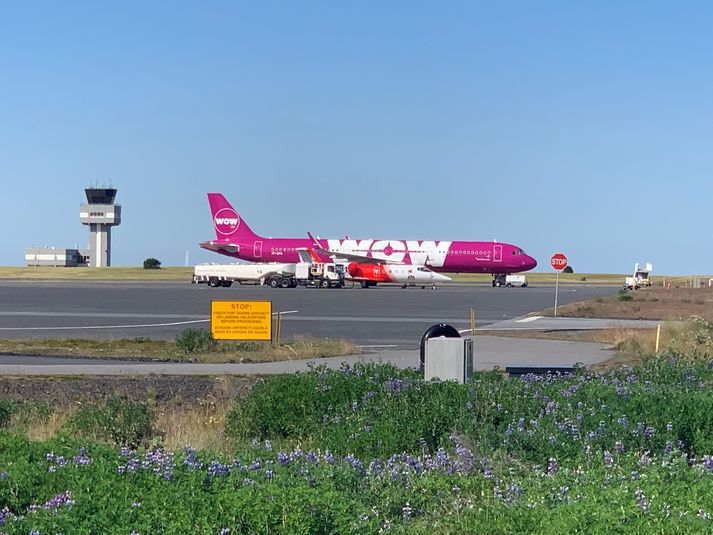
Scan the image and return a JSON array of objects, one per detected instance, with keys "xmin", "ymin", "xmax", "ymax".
[
  {"xmin": 192, "ymin": 263, "xmax": 295, "ymax": 287},
  {"xmin": 492, "ymin": 274, "xmax": 528, "ymax": 287},
  {"xmin": 624, "ymin": 262, "xmax": 653, "ymax": 290},
  {"xmin": 193, "ymin": 259, "xmax": 346, "ymax": 289}
]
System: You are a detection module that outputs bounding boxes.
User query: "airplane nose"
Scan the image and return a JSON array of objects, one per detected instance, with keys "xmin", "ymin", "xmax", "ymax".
[
  {"xmin": 524, "ymin": 256, "xmax": 537, "ymax": 270},
  {"xmin": 434, "ymin": 272, "xmax": 452, "ymax": 282}
]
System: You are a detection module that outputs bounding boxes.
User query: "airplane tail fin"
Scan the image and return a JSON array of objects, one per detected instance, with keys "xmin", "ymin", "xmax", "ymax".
[{"xmin": 207, "ymin": 193, "xmax": 260, "ymax": 240}]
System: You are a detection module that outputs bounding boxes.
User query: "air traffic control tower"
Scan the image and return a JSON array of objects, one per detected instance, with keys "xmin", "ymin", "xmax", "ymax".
[{"xmin": 79, "ymin": 187, "xmax": 121, "ymax": 267}]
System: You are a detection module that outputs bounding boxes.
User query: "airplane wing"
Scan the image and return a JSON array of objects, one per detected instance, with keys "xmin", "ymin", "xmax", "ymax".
[
  {"xmin": 295, "ymin": 247, "xmax": 322, "ymax": 263},
  {"xmin": 315, "ymin": 247, "xmax": 391, "ymax": 265},
  {"xmin": 306, "ymin": 231, "xmax": 397, "ymax": 265}
]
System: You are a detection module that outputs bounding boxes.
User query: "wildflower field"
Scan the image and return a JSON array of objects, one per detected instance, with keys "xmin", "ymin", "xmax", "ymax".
[{"xmin": 3, "ymin": 352, "xmax": 713, "ymax": 533}]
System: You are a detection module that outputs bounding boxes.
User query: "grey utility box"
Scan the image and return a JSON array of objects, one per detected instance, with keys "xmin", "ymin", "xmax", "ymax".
[{"xmin": 424, "ymin": 337, "xmax": 473, "ymax": 383}]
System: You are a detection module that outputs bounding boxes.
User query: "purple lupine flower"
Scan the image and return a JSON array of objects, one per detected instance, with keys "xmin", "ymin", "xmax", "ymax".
[
  {"xmin": 603, "ymin": 451, "xmax": 613, "ymax": 468},
  {"xmin": 639, "ymin": 452, "xmax": 652, "ymax": 467},
  {"xmin": 0, "ymin": 506, "xmax": 15, "ymax": 525},
  {"xmin": 664, "ymin": 441, "xmax": 673, "ymax": 454},
  {"xmin": 615, "ymin": 441, "xmax": 624, "ymax": 454},
  {"xmin": 131, "ymin": 502, "xmax": 141, "ymax": 508},
  {"xmin": 700, "ymin": 455, "xmax": 713, "ymax": 471},
  {"xmin": 635, "ymin": 488, "xmax": 649, "ymax": 512},
  {"xmin": 699, "ymin": 510, "xmax": 711, "ymax": 520},
  {"xmin": 666, "ymin": 422, "xmax": 673, "ymax": 432},
  {"xmin": 73, "ymin": 448, "xmax": 92, "ymax": 465},
  {"xmin": 644, "ymin": 426, "xmax": 656, "ymax": 438},
  {"xmin": 402, "ymin": 502, "xmax": 412, "ymax": 519},
  {"xmin": 183, "ymin": 447, "xmax": 203, "ymax": 469},
  {"xmin": 631, "ymin": 470, "xmax": 640, "ymax": 480},
  {"xmin": 220, "ymin": 529, "xmax": 230, "ymax": 535},
  {"xmin": 546, "ymin": 457, "xmax": 558, "ymax": 476}
]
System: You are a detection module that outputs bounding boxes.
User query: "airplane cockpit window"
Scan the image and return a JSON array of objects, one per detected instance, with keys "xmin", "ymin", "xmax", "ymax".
[
  {"xmin": 417, "ymin": 267, "xmax": 429, "ymax": 272},
  {"xmin": 513, "ymin": 249, "xmax": 525, "ymax": 255}
]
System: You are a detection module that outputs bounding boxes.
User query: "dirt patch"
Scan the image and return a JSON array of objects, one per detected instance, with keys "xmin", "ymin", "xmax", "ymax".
[
  {"xmin": 541, "ymin": 287, "xmax": 713, "ymax": 322},
  {"xmin": 0, "ymin": 376, "xmax": 257, "ymax": 406}
]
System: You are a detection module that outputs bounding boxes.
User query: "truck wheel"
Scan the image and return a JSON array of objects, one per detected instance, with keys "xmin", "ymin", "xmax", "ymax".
[
  {"xmin": 208, "ymin": 278, "xmax": 220, "ymax": 288},
  {"xmin": 506, "ymin": 283, "xmax": 512, "ymax": 287},
  {"xmin": 279, "ymin": 278, "xmax": 290, "ymax": 288},
  {"xmin": 269, "ymin": 277, "xmax": 280, "ymax": 288},
  {"xmin": 221, "ymin": 281, "xmax": 233, "ymax": 288},
  {"xmin": 320, "ymin": 279, "xmax": 330, "ymax": 288}
]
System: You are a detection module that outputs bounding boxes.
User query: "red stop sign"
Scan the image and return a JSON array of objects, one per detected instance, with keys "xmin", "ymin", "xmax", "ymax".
[{"xmin": 551, "ymin": 253, "xmax": 568, "ymax": 271}]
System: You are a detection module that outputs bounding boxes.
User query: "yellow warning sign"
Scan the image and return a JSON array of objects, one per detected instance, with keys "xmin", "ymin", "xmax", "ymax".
[{"xmin": 211, "ymin": 301, "xmax": 272, "ymax": 341}]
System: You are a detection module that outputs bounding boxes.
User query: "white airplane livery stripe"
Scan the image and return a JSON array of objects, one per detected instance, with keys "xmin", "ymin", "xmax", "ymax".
[{"xmin": 325, "ymin": 239, "xmax": 452, "ymax": 267}]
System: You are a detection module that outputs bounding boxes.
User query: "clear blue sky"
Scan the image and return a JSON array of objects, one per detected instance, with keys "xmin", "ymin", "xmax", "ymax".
[{"xmin": 1, "ymin": 1, "xmax": 711, "ymax": 275}]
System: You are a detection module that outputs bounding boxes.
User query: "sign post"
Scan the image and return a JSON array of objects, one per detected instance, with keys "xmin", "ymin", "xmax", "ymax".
[{"xmin": 550, "ymin": 253, "xmax": 568, "ymax": 317}]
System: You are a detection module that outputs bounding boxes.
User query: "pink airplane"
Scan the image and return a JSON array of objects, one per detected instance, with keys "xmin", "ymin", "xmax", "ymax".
[{"xmin": 200, "ymin": 193, "xmax": 537, "ymax": 286}]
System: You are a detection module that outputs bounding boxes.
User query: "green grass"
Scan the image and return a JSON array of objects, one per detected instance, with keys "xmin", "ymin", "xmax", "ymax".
[
  {"xmin": 0, "ymin": 336, "xmax": 360, "ymax": 363},
  {"xmin": 0, "ymin": 266, "xmax": 192, "ymax": 280}
]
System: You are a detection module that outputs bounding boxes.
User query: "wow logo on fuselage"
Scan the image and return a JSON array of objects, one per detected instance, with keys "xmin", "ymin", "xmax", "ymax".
[{"xmin": 213, "ymin": 208, "xmax": 241, "ymax": 235}]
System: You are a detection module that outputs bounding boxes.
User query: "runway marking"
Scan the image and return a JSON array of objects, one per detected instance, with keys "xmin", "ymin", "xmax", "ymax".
[
  {"xmin": 0, "ymin": 319, "xmax": 210, "ymax": 331},
  {"xmin": 357, "ymin": 344, "xmax": 398, "ymax": 348},
  {"xmin": 516, "ymin": 316, "xmax": 543, "ymax": 323},
  {"xmin": 0, "ymin": 311, "xmax": 299, "ymax": 331}
]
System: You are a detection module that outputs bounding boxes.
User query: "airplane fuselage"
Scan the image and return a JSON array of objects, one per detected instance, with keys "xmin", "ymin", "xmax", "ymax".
[{"xmin": 200, "ymin": 236, "xmax": 537, "ymax": 274}]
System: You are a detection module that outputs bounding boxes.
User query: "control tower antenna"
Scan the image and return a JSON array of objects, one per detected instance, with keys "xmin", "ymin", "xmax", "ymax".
[{"xmin": 79, "ymin": 186, "xmax": 121, "ymax": 267}]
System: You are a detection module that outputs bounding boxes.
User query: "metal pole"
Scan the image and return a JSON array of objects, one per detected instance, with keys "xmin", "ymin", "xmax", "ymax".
[
  {"xmin": 470, "ymin": 307, "xmax": 476, "ymax": 335},
  {"xmin": 655, "ymin": 324, "xmax": 661, "ymax": 353},
  {"xmin": 554, "ymin": 270, "xmax": 560, "ymax": 317}
]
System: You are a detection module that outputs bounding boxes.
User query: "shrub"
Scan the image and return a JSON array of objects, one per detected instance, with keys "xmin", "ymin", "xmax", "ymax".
[
  {"xmin": 143, "ymin": 257, "xmax": 161, "ymax": 269},
  {"xmin": 0, "ymin": 399, "xmax": 16, "ymax": 428},
  {"xmin": 617, "ymin": 289, "xmax": 634, "ymax": 301},
  {"xmin": 64, "ymin": 397, "xmax": 155, "ymax": 447},
  {"xmin": 226, "ymin": 363, "xmax": 470, "ymax": 456},
  {"xmin": 176, "ymin": 328, "xmax": 216, "ymax": 353},
  {"xmin": 563, "ymin": 265, "xmax": 574, "ymax": 273}
]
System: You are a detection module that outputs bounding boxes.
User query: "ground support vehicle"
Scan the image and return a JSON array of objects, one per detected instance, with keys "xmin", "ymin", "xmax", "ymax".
[
  {"xmin": 193, "ymin": 261, "xmax": 346, "ymax": 289},
  {"xmin": 192, "ymin": 263, "xmax": 295, "ymax": 287},
  {"xmin": 492, "ymin": 274, "xmax": 528, "ymax": 287},
  {"xmin": 624, "ymin": 262, "xmax": 653, "ymax": 290}
]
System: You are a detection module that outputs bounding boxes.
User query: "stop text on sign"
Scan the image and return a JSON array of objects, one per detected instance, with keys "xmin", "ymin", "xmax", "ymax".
[{"xmin": 550, "ymin": 253, "xmax": 568, "ymax": 271}]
